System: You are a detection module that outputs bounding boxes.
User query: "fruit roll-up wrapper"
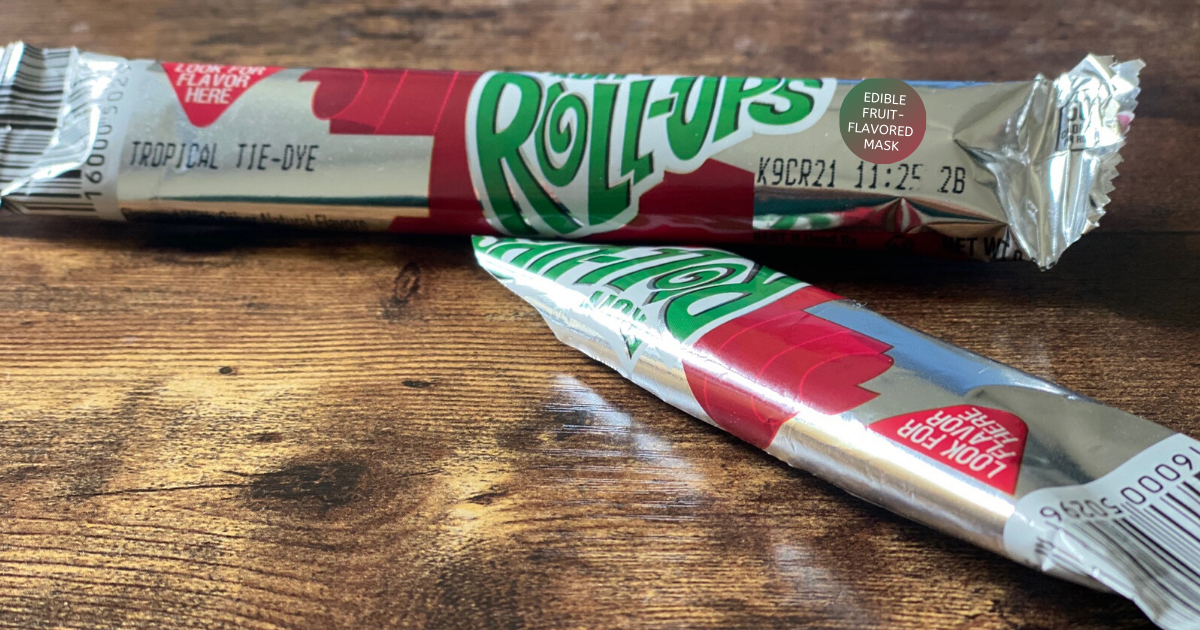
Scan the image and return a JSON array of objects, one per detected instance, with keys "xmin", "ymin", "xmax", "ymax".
[
  {"xmin": 474, "ymin": 235, "xmax": 1200, "ymax": 629},
  {"xmin": 0, "ymin": 43, "xmax": 1139, "ymax": 268}
]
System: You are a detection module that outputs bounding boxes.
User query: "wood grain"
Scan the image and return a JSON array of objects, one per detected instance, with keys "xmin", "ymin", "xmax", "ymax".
[{"xmin": 1, "ymin": 1, "xmax": 1198, "ymax": 628}]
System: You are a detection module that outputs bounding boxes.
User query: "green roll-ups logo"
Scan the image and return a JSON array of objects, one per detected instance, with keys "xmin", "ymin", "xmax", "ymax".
[
  {"xmin": 466, "ymin": 72, "xmax": 836, "ymax": 237},
  {"xmin": 473, "ymin": 237, "xmax": 801, "ymax": 357}
]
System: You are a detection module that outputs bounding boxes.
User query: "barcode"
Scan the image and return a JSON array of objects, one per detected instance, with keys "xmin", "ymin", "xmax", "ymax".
[
  {"xmin": 1048, "ymin": 484, "xmax": 1200, "ymax": 625},
  {"xmin": 1008, "ymin": 434, "xmax": 1200, "ymax": 630},
  {"xmin": 0, "ymin": 43, "xmax": 96, "ymax": 215}
]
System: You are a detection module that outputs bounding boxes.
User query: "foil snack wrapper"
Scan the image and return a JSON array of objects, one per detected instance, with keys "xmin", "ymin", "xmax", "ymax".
[
  {"xmin": 475, "ymin": 236, "xmax": 1200, "ymax": 629},
  {"xmin": 1, "ymin": 43, "xmax": 1139, "ymax": 268}
]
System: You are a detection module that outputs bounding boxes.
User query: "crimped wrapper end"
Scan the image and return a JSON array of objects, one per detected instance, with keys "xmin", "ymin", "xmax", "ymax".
[
  {"xmin": 1010, "ymin": 55, "xmax": 1142, "ymax": 269},
  {"xmin": 0, "ymin": 42, "xmax": 127, "ymax": 218},
  {"xmin": 0, "ymin": 42, "xmax": 76, "ymax": 201},
  {"xmin": 1086, "ymin": 57, "xmax": 1143, "ymax": 228}
]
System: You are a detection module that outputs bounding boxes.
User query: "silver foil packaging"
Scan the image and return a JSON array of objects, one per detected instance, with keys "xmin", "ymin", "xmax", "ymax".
[
  {"xmin": 1, "ymin": 42, "xmax": 1140, "ymax": 268},
  {"xmin": 475, "ymin": 236, "xmax": 1199, "ymax": 629}
]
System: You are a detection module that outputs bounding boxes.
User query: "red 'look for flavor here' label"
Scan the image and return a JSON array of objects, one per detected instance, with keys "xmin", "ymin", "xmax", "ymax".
[
  {"xmin": 869, "ymin": 404, "xmax": 1028, "ymax": 494},
  {"xmin": 163, "ymin": 63, "xmax": 283, "ymax": 127}
]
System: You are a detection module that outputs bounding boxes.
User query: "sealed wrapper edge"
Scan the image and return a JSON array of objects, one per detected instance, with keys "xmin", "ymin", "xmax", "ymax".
[
  {"xmin": 1, "ymin": 42, "xmax": 1139, "ymax": 268},
  {"xmin": 473, "ymin": 236, "xmax": 1199, "ymax": 629},
  {"xmin": 986, "ymin": 55, "xmax": 1141, "ymax": 268}
]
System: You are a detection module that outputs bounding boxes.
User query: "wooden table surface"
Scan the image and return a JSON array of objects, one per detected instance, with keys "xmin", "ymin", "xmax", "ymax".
[{"xmin": 2, "ymin": 1, "xmax": 1199, "ymax": 628}]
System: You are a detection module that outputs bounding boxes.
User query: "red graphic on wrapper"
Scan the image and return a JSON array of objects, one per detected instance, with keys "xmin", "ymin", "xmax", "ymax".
[
  {"xmin": 610, "ymin": 160, "xmax": 756, "ymax": 241},
  {"xmin": 299, "ymin": 68, "xmax": 492, "ymax": 234},
  {"xmin": 163, "ymin": 63, "xmax": 283, "ymax": 127},
  {"xmin": 868, "ymin": 405, "xmax": 1028, "ymax": 494},
  {"xmin": 683, "ymin": 286, "xmax": 895, "ymax": 449},
  {"xmin": 300, "ymin": 68, "xmax": 462, "ymax": 136}
]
